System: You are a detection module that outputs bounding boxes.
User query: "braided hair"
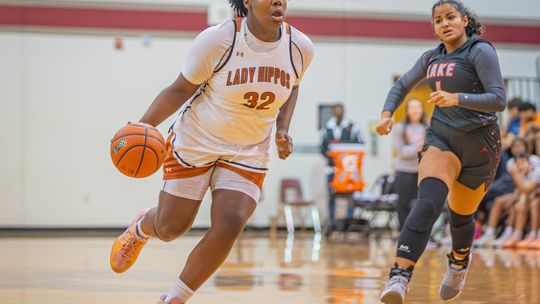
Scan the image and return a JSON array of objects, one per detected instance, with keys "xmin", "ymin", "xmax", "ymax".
[
  {"xmin": 432, "ymin": 0, "xmax": 484, "ymax": 36},
  {"xmin": 229, "ymin": 0, "xmax": 248, "ymax": 17}
]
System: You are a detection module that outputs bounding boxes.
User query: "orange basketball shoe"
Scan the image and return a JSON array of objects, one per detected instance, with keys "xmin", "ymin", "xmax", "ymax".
[
  {"xmin": 110, "ymin": 208, "xmax": 150, "ymax": 273},
  {"xmin": 156, "ymin": 295, "xmax": 185, "ymax": 304}
]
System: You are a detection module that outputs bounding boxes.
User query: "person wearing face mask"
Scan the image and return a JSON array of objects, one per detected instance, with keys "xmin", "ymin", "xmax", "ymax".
[
  {"xmin": 376, "ymin": 1, "xmax": 506, "ymax": 303},
  {"xmin": 108, "ymin": 1, "xmax": 314, "ymax": 303}
]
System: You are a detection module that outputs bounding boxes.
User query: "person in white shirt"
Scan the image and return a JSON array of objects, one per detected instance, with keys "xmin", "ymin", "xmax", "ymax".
[
  {"xmin": 476, "ymin": 138, "xmax": 540, "ymax": 248},
  {"xmin": 109, "ymin": 1, "xmax": 314, "ymax": 303},
  {"xmin": 501, "ymin": 153, "xmax": 540, "ymax": 248}
]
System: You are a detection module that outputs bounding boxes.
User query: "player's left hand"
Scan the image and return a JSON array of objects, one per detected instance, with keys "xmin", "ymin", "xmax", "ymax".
[
  {"xmin": 275, "ymin": 129, "xmax": 293, "ymax": 160},
  {"xmin": 428, "ymin": 90, "xmax": 459, "ymax": 107}
]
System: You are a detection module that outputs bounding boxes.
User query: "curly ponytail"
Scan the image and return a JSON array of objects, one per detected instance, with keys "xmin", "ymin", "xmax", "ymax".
[
  {"xmin": 229, "ymin": 0, "xmax": 248, "ymax": 18},
  {"xmin": 432, "ymin": 0, "xmax": 484, "ymax": 36}
]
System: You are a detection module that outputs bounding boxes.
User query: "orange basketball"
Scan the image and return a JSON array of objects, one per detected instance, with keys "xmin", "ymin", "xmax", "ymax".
[{"xmin": 110, "ymin": 122, "xmax": 166, "ymax": 178}]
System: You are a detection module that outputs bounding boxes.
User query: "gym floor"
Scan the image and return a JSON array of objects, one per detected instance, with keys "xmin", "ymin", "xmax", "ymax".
[{"xmin": 1, "ymin": 233, "xmax": 538, "ymax": 304}]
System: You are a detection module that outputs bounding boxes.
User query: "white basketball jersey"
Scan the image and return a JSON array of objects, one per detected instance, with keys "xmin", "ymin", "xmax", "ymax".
[{"xmin": 174, "ymin": 19, "xmax": 299, "ymax": 146}]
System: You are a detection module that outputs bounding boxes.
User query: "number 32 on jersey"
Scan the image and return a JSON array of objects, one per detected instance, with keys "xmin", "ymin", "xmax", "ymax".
[{"xmin": 243, "ymin": 92, "xmax": 276, "ymax": 110}]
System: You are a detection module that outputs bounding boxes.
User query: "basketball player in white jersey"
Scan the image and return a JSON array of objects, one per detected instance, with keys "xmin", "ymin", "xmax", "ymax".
[{"xmin": 109, "ymin": 1, "xmax": 314, "ymax": 303}]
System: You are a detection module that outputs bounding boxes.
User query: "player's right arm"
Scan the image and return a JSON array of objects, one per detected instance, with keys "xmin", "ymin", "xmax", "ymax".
[
  {"xmin": 139, "ymin": 75, "xmax": 199, "ymax": 127},
  {"xmin": 376, "ymin": 51, "xmax": 431, "ymax": 136},
  {"xmin": 139, "ymin": 21, "xmax": 234, "ymax": 127}
]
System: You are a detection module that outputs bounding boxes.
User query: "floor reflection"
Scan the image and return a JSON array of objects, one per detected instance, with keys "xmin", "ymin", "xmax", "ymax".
[{"xmin": 1, "ymin": 234, "xmax": 539, "ymax": 303}]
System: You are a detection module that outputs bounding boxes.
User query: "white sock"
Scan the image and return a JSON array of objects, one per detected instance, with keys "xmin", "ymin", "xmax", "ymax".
[
  {"xmin": 165, "ymin": 278, "xmax": 194, "ymax": 303},
  {"xmin": 537, "ymin": 229, "xmax": 540, "ymax": 237},
  {"xmin": 484, "ymin": 227, "xmax": 495, "ymax": 237},
  {"xmin": 135, "ymin": 220, "xmax": 149, "ymax": 239},
  {"xmin": 512, "ymin": 230, "xmax": 523, "ymax": 239},
  {"xmin": 528, "ymin": 230, "xmax": 537, "ymax": 239},
  {"xmin": 501, "ymin": 226, "xmax": 513, "ymax": 238}
]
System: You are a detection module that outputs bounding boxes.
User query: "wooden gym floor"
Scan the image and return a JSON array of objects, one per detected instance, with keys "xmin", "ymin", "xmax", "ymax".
[{"xmin": 0, "ymin": 233, "xmax": 539, "ymax": 304}]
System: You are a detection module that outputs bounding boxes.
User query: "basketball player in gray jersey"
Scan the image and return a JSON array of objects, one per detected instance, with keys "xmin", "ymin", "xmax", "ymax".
[{"xmin": 376, "ymin": 1, "xmax": 505, "ymax": 303}]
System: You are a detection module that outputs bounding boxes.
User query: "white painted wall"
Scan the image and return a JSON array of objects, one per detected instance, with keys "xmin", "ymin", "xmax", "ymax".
[
  {"xmin": 36, "ymin": 0, "xmax": 540, "ymax": 21},
  {"xmin": 0, "ymin": 33, "xmax": 24, "ymax": 226},
  {"xmin": 1, "ymin": 0, "xmax": 539, "ymax": 227}
]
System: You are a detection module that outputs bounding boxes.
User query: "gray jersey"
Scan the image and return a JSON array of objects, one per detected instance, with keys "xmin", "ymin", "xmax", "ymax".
[{"xmin": 383, "ymin": 36, "xmax": 506, "ymax": 131}]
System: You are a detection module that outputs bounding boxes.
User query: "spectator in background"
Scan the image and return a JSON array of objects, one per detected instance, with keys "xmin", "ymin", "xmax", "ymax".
[
  {"xmin": 476, "ymin": 138, "xmax": 532, "ymax": 225},
  {"xmin": 505, "ymin": 138, "xmax": 540, "ymax": 168},
  {"xmin": 392, "ymin": 99, "xmax": 427, "ymax": 230},
  {"xmin": 514, "ymin": 196, "xmax": 540, "ymax": 249},
  {"xmin": 502, "ymin": 98, "xmax": 523, "ymax": 138},
  {"xmin": 518, "ymin": 102, "xmax": 540, "ymax": 155},
  {"xmin": 531, "ymin": 201, "xmax": 540, "ymax": 249},
  {"xmin": 500, "ymin": 98, "xmax": 523, "ymax": 152},
  {"xmin": 475, "ymin": 190, "xmax": 517, "ymax": 248},
  {"xmin": 501, "ymin": 152, "xmax": 540, "ymax": 248},
  {"xmin": 320, "ymin": 104, "xmax": 364, "ymax": 231},
  {"xmin": 518, "ymin": 102, "xmax": 540, "ymax": 136},
  {"xmin": 476, "ymin": 139, "xmax": 539, "ymax": 247}
]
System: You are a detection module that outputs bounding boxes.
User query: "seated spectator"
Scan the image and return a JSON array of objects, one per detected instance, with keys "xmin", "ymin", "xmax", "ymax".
[
  {"xmin": 476, "ymin": 138, "xmax": 535, "ymax": 229},
  {"xmin": 505, "ymin": 138, "xmax": 540, "ymax": 168},
  {"xmin": 476, "ymin": 145, "xmax": 540, "ymax": 248},
  {"xmin": 503, "ymin": 98, "xmax": 523, "ymax": 137},
  {"xmin": 531, "ymin": 201, "xmax": 540, "ymax": 249},
  {"xmin": 475, "ymin": 192, "xmax": 517, "ymax": 248},
  {"xmin": 501, "ymin": 98, "xmax": 523, "ymax": 150},
  {"xmin": 514, "ymin": 196, "xmax": 540, "ymax": 249},
  {"xmin": 518, "ymin": 102, "xmax": 540, "ymax": 155},
  {"xmin": 501, "ymin": 153, "xmax": 540, "ymax": 248}
]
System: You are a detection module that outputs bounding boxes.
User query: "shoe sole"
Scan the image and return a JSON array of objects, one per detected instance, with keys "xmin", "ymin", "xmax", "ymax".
[
  {"xmin": 439, "ymin": 288, "xmax": 461, "ymax": 301},
  {"xmin": 380, "ymin": 290, "xmax": 404, "ymax": 304}
]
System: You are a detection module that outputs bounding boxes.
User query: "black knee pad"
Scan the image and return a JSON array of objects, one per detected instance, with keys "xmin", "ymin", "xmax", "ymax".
[
  {"xmin": 418, "ymin": 177, "xmax": 448, "ymax": 204},
  {"xmin": 397, "ymin": 178, "xmax": 448, "ymax": 262},
  {"xmin": 405, "ymin": 199, "xmax": 440, "ymax": 233},
  {"xmin": 404, "ymin": 178, "xmax": 448, "ymax": 233}
]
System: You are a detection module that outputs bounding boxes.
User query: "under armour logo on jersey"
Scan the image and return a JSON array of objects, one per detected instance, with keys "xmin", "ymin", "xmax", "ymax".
[
  {"xmin": 480, "ymin": 146, "xmax": 488, "ymax": 153},
  {"xmin": 236, "ymin": 52, "xmax": 244, "ymax": 57}
]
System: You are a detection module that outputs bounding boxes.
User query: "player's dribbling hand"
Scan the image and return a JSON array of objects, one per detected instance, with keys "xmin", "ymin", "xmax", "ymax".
[
  {"xmin": 428, "ymin": 90, "xmax": 459, "ymax": 107},
  {"xmin": 275, "ymin": 129, "xmax": 293, "ymax": 160},
  {"xmin": 376, "ymin": 112, "xmax": 393, "ymax": 136}
]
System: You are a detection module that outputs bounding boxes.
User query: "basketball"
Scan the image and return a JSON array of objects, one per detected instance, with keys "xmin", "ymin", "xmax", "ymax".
[{"xmin": 110, "ymin": 122, "xmax": 165, "ymax": 178}]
